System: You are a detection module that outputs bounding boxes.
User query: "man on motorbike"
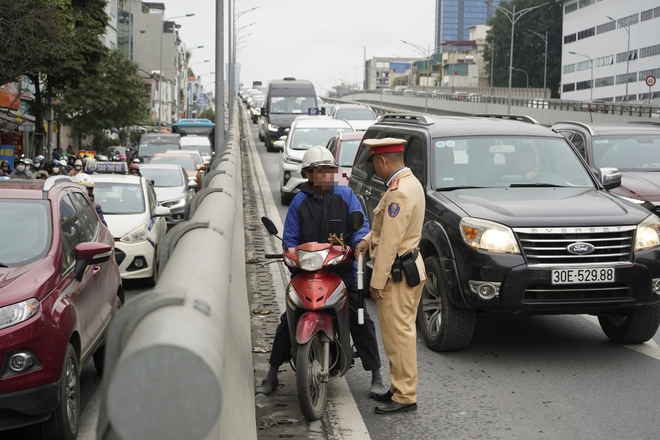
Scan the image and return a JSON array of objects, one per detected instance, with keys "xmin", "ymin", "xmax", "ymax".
[{"xmin": 256, "ymin": 146, "xmax": 384, "ymax": 397}]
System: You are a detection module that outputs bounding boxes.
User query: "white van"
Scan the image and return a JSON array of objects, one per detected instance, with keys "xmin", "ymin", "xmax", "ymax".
[{"xmin": 179, "ymin": 136, "xmax": 213, "ymax": 166}]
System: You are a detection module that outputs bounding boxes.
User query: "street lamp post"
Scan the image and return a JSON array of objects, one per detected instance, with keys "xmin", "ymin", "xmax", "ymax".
[
  {"xmin": 569, "ymin": 51, "xmax": 594, "ymax": 101},
  {"xmin": 159, "ymin": 13, "xmax": 194, "ymax": 130},
  {"xmin": 510, "ymin": 67, "xmax": 529, "ymax": 89},
  {"xmin": 484, "ymin": 1, "xmax": 548, "ymax": 114},
  {"xmin": 229, "ymin": 5, "xmax": 259, "ymax": 122},
  {"xmin": 607, "ymin": 15, "xmax": 631, "ymax": 101},
  {"xmin": 349, "ymin": 64, "xmax": 359, "ymax": 101},
  {"xmin": 401, "ymin": 40, "xmax": 431, "ymax": 113},
  {"xmin": 527, "ymin": 29, "xmax": 548, "ymax": 99}
]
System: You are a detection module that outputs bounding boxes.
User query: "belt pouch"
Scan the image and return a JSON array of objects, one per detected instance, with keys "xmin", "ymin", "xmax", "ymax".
[{"xmin": 401, "ymin": 253, "xmax": 420, "ymax": 287}]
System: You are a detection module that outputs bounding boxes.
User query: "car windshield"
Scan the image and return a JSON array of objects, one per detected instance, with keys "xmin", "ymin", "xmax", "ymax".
[
  {"xmin": 290, "ymin": 128, "xmax": 351, "ymax": 151},
  {"xmin": 149, "ymin": 156, "xmax": 196, "ymax": 172},
  {"xmin": 139, "ymin": 143, "xmax": 179, "ymax": 157},
  {"xmin": 95, "ymin": 182, "xmax": 146, "ymax": 215},
  {"xmin": 270, "ymin": 96, "xmax": 316, "ymax": 114},
  {"xmin": 338, "ymin": 140, "xmax": 360, "ymax": 166},
  {"xmin": 0, "ymin": 201, "xmax": 51, "ymax": 266},
  {"xmin": 181, "ymin": 145, "xmax": 212, "ymax": 155},
  {"xmin": 433, "ymin": 136, "xmax": 595, "ymax": 189},
  {"xmin": 335, "ymin": 109, "xmax": 376, "ymax": 121},
  {"xmin": 140, "ymin": 168, "xmax": 184, "ymax": 187},
  {"xmin": 592, "ymin": 135, "xmax": 660, "ymax": 171}
]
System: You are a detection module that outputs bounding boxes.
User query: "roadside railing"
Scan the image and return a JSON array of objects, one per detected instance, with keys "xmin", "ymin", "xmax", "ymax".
[{"xmin": 97, "ymin": 100, "xmax": 256, "ymax": 440}]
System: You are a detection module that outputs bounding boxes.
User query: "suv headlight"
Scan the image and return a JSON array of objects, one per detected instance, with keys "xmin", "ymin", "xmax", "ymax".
[
  {"xmin": 283, "ymin": 156, "xmax": 300, "ymax": 166},
  {"xmin": 268, "ymin": 123, "xmax": 279, "ymax": 132},
  {"xmin": 634, "ymin": 214, "xmax": 660, "ymax": 251},
  {"xmin": 0, "ymin": 299, "xmax": 39, "ymax": 330},
  {"xmin": 460, "ymin": 218, "xmax": 520, "ymax": 254},
  {"xmin": 120, "ymin": 224, "xmax": 148, "ymax": 244},
  {"xmin": 161, "ymin": 198, "xmax": 186, "ymax": 209}
]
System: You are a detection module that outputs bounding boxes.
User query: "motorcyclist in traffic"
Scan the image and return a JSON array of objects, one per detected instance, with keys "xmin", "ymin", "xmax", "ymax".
[
  {"xmin": 1, "ymin": 160, "xmax": 10, "ymax": 177},
  {"xmin": 9, "ymin": 158, "xmax": 33, "ymax": 179},
  {"xmin": 256, "ymin": 146, "xmax": 384, "ymax": 397},
  {"xmin": 73, "ymin": 173, "xmax": 107, "ymax": 227}
]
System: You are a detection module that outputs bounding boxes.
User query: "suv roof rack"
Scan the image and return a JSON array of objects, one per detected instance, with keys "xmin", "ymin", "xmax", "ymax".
[
  {"xmin": 378, "ymin": 113, "xmax": 435, "ymax": 126},
  {"xmin": 471, "ymin": 113, "xmax": 540, "ymax": 124},
  {"xmin": 628, "ymin": 120, "xmax": 660, "ymax": 126},
  {"xmin": 43, "ymin": 175, "xmax": 74, "ymax": 192},
  {"xmin": 552, "ymin": 120, "xmax": 596, "ymax": 135}
]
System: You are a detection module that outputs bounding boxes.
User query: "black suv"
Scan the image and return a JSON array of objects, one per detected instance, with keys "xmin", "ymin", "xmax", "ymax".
[
  {"xmin": 551, "ymin": 121, "xmax": 660, "ymax": 213},
  {"xmin": 350, "ymin": 113, "xmax": 660, "ymax": 352}
]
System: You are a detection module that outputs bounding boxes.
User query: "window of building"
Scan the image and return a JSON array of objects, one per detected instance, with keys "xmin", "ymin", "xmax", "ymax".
[
  {"xmin": 639, "ymin": 68, "xmax": 660, "ymax": 79},
  {"xmin": 563, "ymin": 64, "xmax": 576, "ymax": 74},
  {"xmin": 564, "ymin": 33, "xmax": 576, "ymax": 44},
  {"xmin": 578, "ymin": 0, "xmax": 596, "ymax": 8},
  {"xmin": 565, "ymin": 2, "xmax": 577, "ymax": 14},
  {"xmin": 577, "ymin": 27, "xmax": 595, "ymax": 40},
  {"xmin": 616, "ymin": 50, "xmax": 637, "ymax": 63},
  {"xmin": 595, "ymin": 76, "xmax": 614, "ymax": 88},
  {"xmin": 615, "ymin": 73, "xmax": 637, "ymax": 84},
  {"xmin": 595, "ymin": 55, "xmax": 614, "ymax": 68},
  {"xmin": 576, "ymin": 80, "xmax": 592, "ymax": 91},
  {"xmin": 596, "ymin": 21, "xmax": 616, "ymax": 34},
  {"xmin": 640, "ymin": 44, "xmax": 660, "ymax": 59},
  {"xmin": 563, "ymin": 83, "xmax": 576, "ymax": 92},
  {"xmin": 576, "ymin": 60, "xmax": 592, "ymax": 72},
  {"xmin": 618, "ymin": 14, "xmax": 639, "ymax": 28}
]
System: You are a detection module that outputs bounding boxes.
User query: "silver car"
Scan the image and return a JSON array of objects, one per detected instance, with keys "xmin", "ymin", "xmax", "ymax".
[{"xmin": 139, "ymin": 164, "xmax": 196, "ymax": 227}]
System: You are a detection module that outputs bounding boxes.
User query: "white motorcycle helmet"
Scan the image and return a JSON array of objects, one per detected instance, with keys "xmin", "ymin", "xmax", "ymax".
[
  {"xmin": 300, "ymin": 146, "xmax": 337, "ymax": 178},
  {"xmin": 73, "ymin": 172, "xmax": 95, "ymax": 188}
]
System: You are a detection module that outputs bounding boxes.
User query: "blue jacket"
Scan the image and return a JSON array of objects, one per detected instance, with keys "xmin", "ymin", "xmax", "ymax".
[{"xmin": 283, "ymin": 183, "xmax": 370, "ymax": 289}]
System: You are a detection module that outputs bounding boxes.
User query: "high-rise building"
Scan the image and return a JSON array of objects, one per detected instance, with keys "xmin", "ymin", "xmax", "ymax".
[{"xmin": 435, "ymin": 0, "xmax": 500, "ymax": 52}]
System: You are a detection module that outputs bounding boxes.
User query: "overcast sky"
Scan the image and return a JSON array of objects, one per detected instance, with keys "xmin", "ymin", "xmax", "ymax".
[{"xmin": 158, "ymin": 0, "xmax": 435, "ymax": 96}]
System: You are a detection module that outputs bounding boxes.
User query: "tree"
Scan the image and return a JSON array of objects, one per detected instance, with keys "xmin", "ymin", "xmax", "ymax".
[
  {"xmin": 483, "ymin": 0, "xmax": 563, "ymax": 98},
  {"xmin": 54, "ymin": 50, "xmax": 149, "ymax": 148},
  {"xmin": 0, "ymin": 0, "xmax": 109, "ymax": 153}
]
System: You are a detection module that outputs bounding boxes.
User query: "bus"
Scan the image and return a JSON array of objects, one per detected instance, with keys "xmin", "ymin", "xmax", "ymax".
[{"xmin": 172, "ymin": 118, "xmax": 216, "ymax": 149}]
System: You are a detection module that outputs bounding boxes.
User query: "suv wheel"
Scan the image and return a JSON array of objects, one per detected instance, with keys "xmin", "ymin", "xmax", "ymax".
[
  {"xmin": 598, "ymin": 304, "xmax": 660, "ymax": 344},
  {"xmin": 39, "ymin": 343, "xmax": 80, "ymax": 440},
  {"xmin": 417, "ymin": 256, "xmax": 475, "ymax": 352}
]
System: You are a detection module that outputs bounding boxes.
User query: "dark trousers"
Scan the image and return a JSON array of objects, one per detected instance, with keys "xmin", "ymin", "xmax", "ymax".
[{"xmin": 269, "ymin": 288, "xmax": 381, "ymax": 371}]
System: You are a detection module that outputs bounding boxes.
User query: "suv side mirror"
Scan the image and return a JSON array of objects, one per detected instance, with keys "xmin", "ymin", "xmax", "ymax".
[
  {"xmin": 349, "ymin": 210, "xmax": 364, "ymax": 232},
  {"xmin": 154, "ymin": 206, "xmax": 171, "ymax": 217},
  {"xmin": 74, "ymin": 242, "xmax": 112, "ymax": 282},
  {"xmin": 273, "ymin": 140, "xmax": 285, "ymax": 151},
  {"xmin": 600, "ymin": 167, "xmax": 622, "ymax": 190},
  {"xmin": 261, "ymin": 107, "xmax": 267, "ymax": 116}
]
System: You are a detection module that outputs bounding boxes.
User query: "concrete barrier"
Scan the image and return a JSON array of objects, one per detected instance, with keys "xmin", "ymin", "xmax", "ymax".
[{"xmin": 97, "ymin": 101, "xmax": 256, "ymax": 440}]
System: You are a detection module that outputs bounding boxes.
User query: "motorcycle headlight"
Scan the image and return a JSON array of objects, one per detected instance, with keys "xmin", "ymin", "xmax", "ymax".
[
  {"xmin": 0, "ymin": 299, "xmax": 39, "ymax": 330},
  {"xmin": 284, "ymin": 255, "xmax": 297, "ymax": 268},
  {"xmin": 268, "ymin": 123, "xmax": 279, "ymax": 132},
  {"xmin": 298, "ymin": 249, "xmax": 330, "ymax": 271},
  {"xmin": 327, "ymin": 254, "xmax": 344, "ymax": 266},
  {"xmin": 635, "ymin": 214, "xmax": 660, "ymax": 251},
  {"xmin": 120, "ymin": 224, "xmax": 148, "ymax": 244},
  {"xmin": 460, "ymin": 218, "xmax": 520, "ymax": 254}
]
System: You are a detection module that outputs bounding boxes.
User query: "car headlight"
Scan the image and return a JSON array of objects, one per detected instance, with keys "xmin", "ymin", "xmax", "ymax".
[
  {"xmin": 634, "ymin": 214, "xmax": 660, "ymax": 251},
  {"xmin": 160, "ymin": 198, "xmax": 186, "ymax": 209},
  {"xmin": 0, "ymin": 299, "xmax": 39, "ymax": 330},
  {"xmin": 268, "ymin": 123, "xmax": 279, "ymax": 132},
  {"xmin": 460, "ymin": 218, "xmax": 520, "ymax": 254},
  {"xmin": 283, "ymin": 156, "xmax": 300, "ymax": 165},
  {"xmin": 120, "ymin": 224, "xmax": 148, "ymax": 244},
  {"xmin": 298, "ymin": 250, "xmax": 330, "ymax": 271}
]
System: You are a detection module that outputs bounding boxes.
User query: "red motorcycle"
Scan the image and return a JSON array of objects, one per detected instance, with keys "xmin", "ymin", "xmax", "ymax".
[{"xmin": 262, "ymin": 212, "xmax": 365, "ymax": 420}]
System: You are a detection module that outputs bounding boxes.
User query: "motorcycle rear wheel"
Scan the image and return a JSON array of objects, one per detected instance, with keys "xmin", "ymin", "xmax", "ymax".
[{"xmin": 296, "ymin": 334, "xmax": 327, "ymax": 421}]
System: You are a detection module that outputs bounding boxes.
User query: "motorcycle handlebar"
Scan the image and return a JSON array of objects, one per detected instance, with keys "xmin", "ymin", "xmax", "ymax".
[{"xmin": 265, "ymin": 253, "xmax": 283, "ymax": 259}]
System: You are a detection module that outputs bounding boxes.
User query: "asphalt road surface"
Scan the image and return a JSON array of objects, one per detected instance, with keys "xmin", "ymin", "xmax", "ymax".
[{"xmin": 245, "ymin": 111, "xmax": 660, "ymax": 440}]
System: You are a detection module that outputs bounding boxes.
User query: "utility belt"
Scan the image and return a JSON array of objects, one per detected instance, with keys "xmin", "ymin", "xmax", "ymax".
[{"xmin": 391, "ymin": 248, "xmax": 420, "ymax": 287}]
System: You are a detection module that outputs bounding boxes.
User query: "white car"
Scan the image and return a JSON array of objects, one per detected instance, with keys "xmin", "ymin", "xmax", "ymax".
[
  {"xmin": 92, "ymin": 174, "xmax": 170, "ymax": 286},
  {"xmin": 329, "ymin": 104, "xmax": 377, "ymax": 131},
  {"xmin": 277, "ymin": 115, "xmax": 353, "ymax": 205},
  {"xmin": 179, "ymin": 135, "xmax": 213, "ymax": 166}
]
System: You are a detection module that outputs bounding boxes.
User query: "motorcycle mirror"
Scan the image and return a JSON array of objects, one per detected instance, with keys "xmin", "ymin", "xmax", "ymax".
[
  {"xmin": 261, "ymin": 216, "xmax": 279, "ymax": 235},
  {"xmin": 348, "ymin": 210, "xmax": 364, "ymax": 232}
]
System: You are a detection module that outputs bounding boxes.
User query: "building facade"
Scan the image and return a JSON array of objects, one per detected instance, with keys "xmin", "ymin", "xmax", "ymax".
[
  {"xmin": 364, "ymin": 57, "xmax": 421, "ymax": 91},
  {"xmin": 435, "ymin": 0, "xmax": 500, "ymax": 53},
  {"xmin": 561, "ymin": 0, "xmax": 660, "ymax": 102}
]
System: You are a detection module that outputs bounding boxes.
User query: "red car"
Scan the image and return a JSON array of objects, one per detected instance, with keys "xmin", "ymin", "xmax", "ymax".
[
  {"xmin": 0, "ymin": 177, "xmax": 123, "ymax": 438},
  {"xmin": 325, "ymin": 131, "xmax": 365, "ymax": 184}
]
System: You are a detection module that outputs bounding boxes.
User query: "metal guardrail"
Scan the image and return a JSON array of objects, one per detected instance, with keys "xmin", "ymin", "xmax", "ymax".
[
  {"xmin": 328, "ymin": 92, "xmax": 660, "ymax": 119},
  {"xmin": 97, "ymin": 101, "xmax": 255, "ymax": 440}
]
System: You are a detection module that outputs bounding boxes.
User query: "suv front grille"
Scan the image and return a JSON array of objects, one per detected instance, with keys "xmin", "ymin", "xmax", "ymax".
[
  {"xmin": 514, "ymin": 226, "xmax": 635, "ymax": 266},
  {"xmin": 524, "ymin": 282, "xmax": 631, "ymax": 303}
]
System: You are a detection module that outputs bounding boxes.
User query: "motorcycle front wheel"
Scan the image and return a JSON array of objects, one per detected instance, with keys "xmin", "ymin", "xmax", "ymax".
[{"xmin": 296, "ymin": 333, "xmax": 327, "ymax": 421}]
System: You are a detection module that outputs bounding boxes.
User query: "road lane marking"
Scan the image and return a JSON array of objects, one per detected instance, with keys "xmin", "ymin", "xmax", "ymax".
[{"xmin": 582, "ymin": 315, "xmax": 660, "ymax": 360}]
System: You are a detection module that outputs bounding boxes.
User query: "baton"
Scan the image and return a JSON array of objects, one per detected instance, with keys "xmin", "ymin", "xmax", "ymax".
[{"xmin": 357, "ymin": 252, "xmax": 364, "ymax": 325}]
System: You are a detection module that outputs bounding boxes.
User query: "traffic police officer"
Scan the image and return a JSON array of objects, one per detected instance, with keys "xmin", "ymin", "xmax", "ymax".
[{"xmin": 355, "ymin": 137, "xmax": 426, "ymax": 415}]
